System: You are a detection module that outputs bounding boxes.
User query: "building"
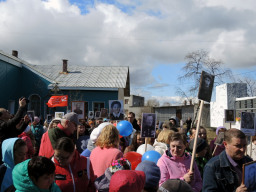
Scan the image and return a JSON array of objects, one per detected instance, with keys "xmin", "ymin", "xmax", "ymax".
[{"xmin": 0, "ymin": 50, "xmax": 130, "ymax": 119}]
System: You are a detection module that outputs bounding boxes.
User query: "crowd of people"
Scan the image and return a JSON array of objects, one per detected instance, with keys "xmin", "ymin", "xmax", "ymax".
[{"xmin": 0, "ymin": 98, "xmax": 255, "ymax": 192}]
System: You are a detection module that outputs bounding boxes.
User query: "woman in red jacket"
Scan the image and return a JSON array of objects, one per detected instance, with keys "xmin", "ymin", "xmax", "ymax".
[{"xmin": 53, "ymin": 137, "xmax": 96, "ymax": 192}]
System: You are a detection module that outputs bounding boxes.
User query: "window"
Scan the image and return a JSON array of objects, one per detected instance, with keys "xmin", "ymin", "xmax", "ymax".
[
  {"xmin": 93, "ymin": 102, "xmax": 104, "ymax": 112},
  {"xmin": 29, "ymin": 94, "xmax": 41, "ymax": 116},
  {"xmin": 125, "ymin": 99, "xmax": 129, "ymax": 104}
]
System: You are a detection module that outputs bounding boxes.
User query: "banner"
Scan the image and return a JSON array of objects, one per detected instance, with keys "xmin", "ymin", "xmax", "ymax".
[{"xmin": 46, "ymin": 95, "xmax": 68, "ymax": 107}]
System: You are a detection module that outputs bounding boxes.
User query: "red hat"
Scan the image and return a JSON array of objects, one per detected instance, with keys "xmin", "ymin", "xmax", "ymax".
[{"xmin": 109, "ymin": 170, "xmax": 145, "ymax": 192}]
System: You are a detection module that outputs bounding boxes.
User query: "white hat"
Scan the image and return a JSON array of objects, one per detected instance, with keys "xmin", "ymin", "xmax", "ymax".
[{"xmin": 90, "ymin": 122, "xmax": 112, "ymax": 143}]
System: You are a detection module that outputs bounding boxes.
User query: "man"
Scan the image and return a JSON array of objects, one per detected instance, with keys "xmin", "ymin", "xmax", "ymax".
[
  {"xmin": 31, "ymin": 116, "xmax": 44, "ymax": 155},
  {"xmin": 141, "ymin": 114, "xmax": 155, "ymax": 138},
  {"xmin": 186, "ymin": 117, "xmax": 192, "ymax": 132},
  {"xmin": 203, "ymin": 128, "xmax": 252, "ymax": 192},
  {"xmin": 39, "ymin": 112, "xmax": 80, "ymax": 158},
  {"xmin": 0, "ymin": 98, "xmax": 29, "ymax": 164},
  {"xmin": 127, "ymin": 112, "xmax": 140, "ymax": 131}
]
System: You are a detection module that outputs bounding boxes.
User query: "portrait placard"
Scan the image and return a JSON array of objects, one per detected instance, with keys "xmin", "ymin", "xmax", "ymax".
[
  {"xmin": 198, "ymin": 71, "xmax": 215, "ymax": 102},
  {"xmin": 27, "ymin": 111, "xmax": 35, "ymax": 122},
  {"xmin": 71, "ymin": 101, "xmax": 85, "ymax": 120},
  {"xmin": 109, "ymin": 100, "xmax": 124, "ymax": 120},
  {"xmin": 100, "ymin": 108, "xmax": 108, "ymax": 118},
  {"xmin": 88, "ymin": 111, "xmax": 94, "ymax": 119},
  {"xmin": 214, "ymin": 132, "xmax": 225, "ymax": 145},
  {"xmin": 47, "ymin": 114, "xmax": 53, "ymax": 123},
  {"xmin": 55, "ymin": 112, "xmax": 64, "ymax": 119},
  {"xmin": 141, "ymin": 113, "xmax": 157, "ymax": 138},
  {"xmin": 240, "ymin": 112, "xmax": 255, "ymax": 136},
  {"xmin": 225, "ymin": 109, "xmax": 236, "ymax": 123},
  {"xmin": 95, "ymin": 111, "xmax": 101, "ymax": 119},
  {"xmin": 243, "ymin": 161, "xmax": 256, "ymax": 191}
]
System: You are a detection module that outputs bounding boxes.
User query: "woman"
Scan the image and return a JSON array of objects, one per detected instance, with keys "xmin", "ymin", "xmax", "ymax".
[
  {"xmin": 124, "ymin": 131, "xmax": 145, "ymax": 154},
  {"xmin": 10, "ymin": 156, "xmax": 61, "ymax": 192},
  {"xmin": 157, "ymin": 132, "xmax": 202, "ymax": 192},
  {"xmin": 153, "ymin": 129, "xmax": 173, "ymax": 155},
  {"xmin": 90, "ymin": 124, "xmax": 123, "ymax": 177},
  {"xmin": 53, "ymin": 137, "xmax": 95, "ymax": 192}
]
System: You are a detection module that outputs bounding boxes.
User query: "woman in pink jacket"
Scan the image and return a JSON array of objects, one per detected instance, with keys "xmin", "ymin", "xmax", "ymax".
[{"xmin": 157, "ymin": 132, "xmax": 202, "ymax": 192}]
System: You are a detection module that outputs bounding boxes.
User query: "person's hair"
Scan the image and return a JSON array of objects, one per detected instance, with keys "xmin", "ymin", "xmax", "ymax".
[
  {"xmin": 199, "ymin": 126, "xmax": 208, "ymax": 140},
  {"xmin": 28, "ymin": 156, "xmax": 55, "ymax": 181},
  {"xmin": 224, "ymin": 128, "xmax": 246, "ymax": 143},
  {"xmin": 170, "ymin": 132, "xmax": 187, "ymax": 146},
  {"xmin": 96, "ymin": 124, "xmax": 119, "ymax": 149},
  {"xmin": 157, "ymin": 129, "xmax": 174, "ymax": 144},
  {"xmin": 111, "ymin": 101, "xmax": 121, "ymax": 109},
  {"xmin": 13, "ymin": 139, "xmax": 27, "ymax": 154},
  {"xmin": 128, "ymin": 112, "xmax": 135, "ymax": 117},
  {"xmin": 252, "ymin": 135, "xmax": 256, "ymax": 142},
  {"xmin": 189, "ymin": 127, "xmax": 196, "ymax": 136},
  {"xmin": 54, "ymin": 137, "xmax": 75, "ymax": 153},
  {"xmin": 162, "ymin": 123, "xmax": 169, "ymax": 129},
  {"xmin": 130, "ymin": 131, "xmax": 144, "ymax": 151},
  {"xmin": 0, "ymin": 108, "xmax": 5, "ymax": 117}
]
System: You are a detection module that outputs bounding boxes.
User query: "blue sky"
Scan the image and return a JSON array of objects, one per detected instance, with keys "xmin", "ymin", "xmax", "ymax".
[{"xmin": 0, "ymin": 0, "xmax": 256, "ymax": 105}]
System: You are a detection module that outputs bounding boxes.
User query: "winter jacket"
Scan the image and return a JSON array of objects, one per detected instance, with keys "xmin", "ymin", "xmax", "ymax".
[
  {"xmin": 153, "ymin": 139, "xmax": 168, "ymax": 156},
  {"xmin": 132, "ymin": 119, "xmax": 140, "ymax": 131},
  {"xmin": 157, "ymin": 150, "xmax": 202, "ymax": 192},
  {"xmin": 90, "ymin": 147, "xmax": 123, "ymax": 177},
  {"xmin": 18, "ymin": 132, "xmax": 35, "ymax": 158},
  {"xmin": 31, "ymin": 123, "xmax": 44, "ymax": 148},
  {"xmin": 12, "ymin": 159, "xmax": 61, "ymax": 192},
  {"xmin": 39, "ymin": 123, "xmax": 71, "ymax": 158},
  {"xmin": 203, "ymin": 150, "xmax": 252, "ymax": 192},
  {"xmin": 0, "ymin": 138, "xmax": 19, "ymax": 192},
  {"xmin": 53, "ymin": 150, "xmax": 96, "ymax": 192}
]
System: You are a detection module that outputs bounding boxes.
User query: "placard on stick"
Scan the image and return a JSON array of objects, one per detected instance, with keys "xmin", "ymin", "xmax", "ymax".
[
  {"xmin": 225, "ymin": 109, "xmax": 236, "ymax": 123},
  {"xmin": 141, "ymin": 113, "xmax": 157, "ymax": 138},
  {"xmin": 240, "ymin": 112, "xmax": 255, "ymax": 136},
  {"xmin": 198, "ymin": 71, "xmax": 215, "ymax": 103},
  {"xmin": 243, "ymin": 161, "xmax": 256, "ymax": 191}
]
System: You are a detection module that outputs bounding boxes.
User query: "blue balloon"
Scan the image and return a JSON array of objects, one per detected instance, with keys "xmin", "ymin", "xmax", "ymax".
[
  {"xmin": 142, "ymin": 150, "xmax": 161, "ymax": 164},
  {"xmin": 116, "ymin": 120, "xmax": 133, "ymax": 137}
]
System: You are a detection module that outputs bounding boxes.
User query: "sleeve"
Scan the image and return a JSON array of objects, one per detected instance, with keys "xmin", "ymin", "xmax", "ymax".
[
  {"xmin": 202, "ymin": 162, "xmax": 218, "ymax": 192},
  {"xmin": 157, "ymin": 158, "xmax": 170, "ymax": 186},
  {"xmin": 88, "ymin": 159, "xmax": 96, "ymax": 192},
  {"xmin": 192, "ymin": 160, "xmax": 203, "ymax": 192},
  {"xmin": 113, "ymin": 150, "xmax": 123, "ymax": 160}
]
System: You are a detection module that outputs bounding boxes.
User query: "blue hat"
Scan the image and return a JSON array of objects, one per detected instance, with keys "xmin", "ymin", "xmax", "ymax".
[{"xmin": 135, "ymin": 160, "xmax": 160, "ymax": 189}]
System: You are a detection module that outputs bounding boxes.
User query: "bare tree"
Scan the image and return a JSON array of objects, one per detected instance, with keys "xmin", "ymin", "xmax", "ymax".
[
  {"xmin": 177, "ymin": 49, "xmax": 232, "ymax": 99},
  {"xmin": 162, "ymin": 102, "xmax": 171, "ymax": 106},
  {"xmin": 237, "ymin": 76, "xmax": 256, "ymax": 97},
  {"xmin": 145, "ymin": 99, "xmax": 160, "ymax": 107}
]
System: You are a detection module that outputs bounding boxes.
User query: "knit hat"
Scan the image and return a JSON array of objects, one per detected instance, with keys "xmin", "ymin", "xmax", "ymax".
[
  {"xmin": 109, "ymin": 170, "xmax": 146, "ymax": 192},
  {"xmin": 34, "ymin": 116, "xmax": 40, "ymax": 123},
  {"xmin": 109, "ymin": 158, "xmax": 131, "ymax": 174},
  {"xmin": 90, "ymin": 122, "xmax": 112, "ymax": 143},
  {"xmin": 63, "ymin": 112, "xmax": 81, "ymax": 125},
  {"xmin": 135, "ymin": 160, "xmax": 161, "ymax": 189},
  {"xmin": 158, "ymin": 179, "xmax": 194, "ymax": 192},
  {"xmin": 189, "ymin": 138, "xmax": 207, "ymax": 153},
  {"xmin": 216, "ymin": 126, "xmax": 226, "ymax": 135}
]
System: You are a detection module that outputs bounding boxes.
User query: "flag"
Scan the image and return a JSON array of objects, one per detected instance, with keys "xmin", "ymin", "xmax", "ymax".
[{"xmin": 46, "ymin": 95, "xmax": 68, "ymax": 107}]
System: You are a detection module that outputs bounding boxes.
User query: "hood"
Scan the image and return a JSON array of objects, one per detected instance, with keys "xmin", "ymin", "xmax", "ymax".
[
  {"xmin": 164, "ymin": 150, "xmax": 190, "ymax": 161},
  {"xmin": 153, "ymin": 139, "xmax": 168, "ymax": 155},
  {"xmin": 2, "ymin": 138, "xmax": 19, "ymax": 169},
  {"xmin": 87, "ymin": 139, "xmax": 96, "ymax": 151}
]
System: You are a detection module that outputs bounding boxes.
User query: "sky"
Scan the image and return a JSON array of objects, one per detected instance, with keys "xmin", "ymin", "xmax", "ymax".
[{"xmin": 1, "ymin": 0, "xmax": 256, "ymax": 105}]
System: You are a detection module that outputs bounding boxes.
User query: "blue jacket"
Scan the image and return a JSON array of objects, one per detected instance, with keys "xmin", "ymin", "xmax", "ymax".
[
  {"xmin": 203, "ymin": 150, "xmax": 252, "ymax": 192},
  {"xmin": 12, "ymin": 159, "xmax": 61, "ymax": 192}
]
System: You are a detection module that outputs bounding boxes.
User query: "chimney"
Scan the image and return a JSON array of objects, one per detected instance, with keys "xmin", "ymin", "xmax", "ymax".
[
  {"xmin": 184, "ymin": 100, "xmax": 187, "ymax": 106},
  {"xmin": 189, "ymin": 99, "xmax": 192, "ymax": 105},
  {"xmin": 12, "ymin": 50, "xmax": 18, "ymax": 57},
  {"xmin": 62, "ymin": 59, "xmax": 68, "ymax": 73}
]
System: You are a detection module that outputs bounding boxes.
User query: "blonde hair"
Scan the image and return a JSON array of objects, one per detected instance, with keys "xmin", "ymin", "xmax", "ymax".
[
  {"xmin": 157, "ymin": 129, "xmax": 174, "ymax": 144},
  {"xmin": 96, "ymin": 124, "xmax": 120, "ymax": 149}
]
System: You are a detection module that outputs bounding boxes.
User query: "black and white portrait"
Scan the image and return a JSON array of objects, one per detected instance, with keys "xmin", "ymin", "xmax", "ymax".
[
  {"xmin": 55, "ymin": 112, "xmax": 64, "ymax": 119},
  {"xmin": 71, "ymin": 101, "xmax": 85, "ymax": 120},
  {"xmin": 243, "ymin": 161, "xmax": 256, "ymax": 192},
  {"xmin": 241, "ymin": 112, "xmax": 255, "ymax": 129},
  {"xmin": 100, "ymin": 108, "xmax": 108, "ymax": 118},
  {"xmin": 109, "ymin": 100, "xmax": 124, "ymax": 120},
  {"xmin": 225, "ymin": 109, "xmax": 235, "ymax": 122},
  {"xmin": 88, "ymin": 111, "xmax": 94, "ymax": 119},
  {"xmin": 198, "ymin": 71, "xmax": 215, "ymax": 102},
  {"xmin": 141, "ymin": 113, "xmax": 157, "ymax": 138},
  {"xmin": 95, "ymin": 111, "xmax": 101, "ymax": 119}
]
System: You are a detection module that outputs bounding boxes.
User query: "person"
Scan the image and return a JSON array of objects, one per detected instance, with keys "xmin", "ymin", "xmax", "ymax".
[
  {"xmin": 247, "ymin": 135, "xmax": 256, "ymax": 160},
  {"xmin": 94, "ymin": 157, "xmax": 131, "ymax": 191},
  {"xmin": 109, "ymin": 101, "xmax": 124, "ymax": 120},
  {"xmin": 109, "ymin": 170, "xmax": 146, "ymax": 192},
  {"xmin": 90, "ymin": 124, "xmax": 123, "ymax": 177},
  {"xmin": 203, "ymin": 128, "xmax": 252, "ymax": 192},
  {"xmin": 128, "ymin": 112, "xmax": 140, "ymax": 131},
  {"xmin": 48, "ymin": 118, "xmax": 61, "ymax": 130},
  {"xmin": 209, "ymin": 126, "xmax": 227, "ymax": 156},
  {"xmin": 186, "ymin": 117, "xmax": 192, "ymax": 133},
  {"xmin": 75, "ymin": 124, "xmax": 90, "ymax": 153},
  {"xmin": 18, "ymin": 124, "xmax": 35, "ymax": 159},
  {"xmin": 157, "ymin": 132, "xmax": 202, "ymax": 192},
  {"xmin": 169, "ymin": 117, "xmax": 178, "ymax": 129},
  {"xmin": 10, "ymin": 156, "xmax": 61, "ymax": 192},
  {"xmin": 53, "ymin": 137, "xmax": 95, "ymax": 192},
  {"xmin": 135, "ymin": 160, "xmax": 161, "ymax": 192},
  {"xmin": 157, "ymin": 179, "xmax": 194, "ymax": 192},
  {"xmin": 153, "ymin": 129, "xmax": 174, "ymax": 156},
  {"xmin": 198, "ymin": 72, "xmax": 213, "ymax": 102},
  {"xmin": 31, "ymin": 116, "xmax": 44, "ymax": 155},
  {"xmin": 39, "ymin": 112, "xmax": 80, "ymax": 158},
  {"xmin": 124, "ymin": 131, "xmax": 145, "ymax": 154},
  {"xmin": 74, "ymin": 103, "xmax": 83, "ymax": 114},
  {"xmin": 0, "ymin": 98, "xmax": 29, "ymax": 163},
  {"xmin": 0, "ymin": 138, "xmax": 27, "ymax": 191},
  {"xmin": 141, "ymin": 114, "xmax": 155, "ymax": 138}
]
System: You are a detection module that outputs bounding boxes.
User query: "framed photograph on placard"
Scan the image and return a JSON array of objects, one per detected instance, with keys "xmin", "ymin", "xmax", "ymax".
[
  {"xmin": 141, "ymin": 113, "xmax": 157, "ymax": 138},
  {"xmin": 109, "ymin": 100, "xmax": 124, "ymax": 120},
  {"xmin": 27, "ymin": 111, "xmax": 35, "ymax": 122},
  {"xmin": 47, "ymin": 114, "xmax": 53, "ymax": 123},
  {"xmin": 71, "ymin": 101, "xmax": 85, "ymax": 120},
  {"xmin": 95, "ymin": 111, "xmax": 101, "ymax": 119},
  {"xmin": 198, "ymin": 71, "xmax": 215, "ymax": 102},
  {"xmin": 243, "ymin": 161, "xmax": 256, "ymax": 191},
  {"xmin": 100, "ymin": 108, "xmax": 108, "ymax": 118},
  {"xmin": 88, "ymin": 111, "xmax": 94, "ymax": 119},
  {"xmin": 225, "ymin": 109, "xmax": 236, "ymax": 122},
  {"xmin": 241, "ymin": 112, "xmax": 255, "ymax": 136},
  {"xmin": 55, "ymin": 112, "xmax": 64, "ymax": 119}
]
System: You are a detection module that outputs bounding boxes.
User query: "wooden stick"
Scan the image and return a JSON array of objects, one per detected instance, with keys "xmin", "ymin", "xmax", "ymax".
[
  {"xmin": 145, "ymin": 138, "xmax": 148, "ymax": 153},
  {"xmin": 212, "ymin": 145, "xmax": 218, "ymax": 156},
  {"xmin": 190, "ymin": 100, "xmax": 204, "ymax": 171}
]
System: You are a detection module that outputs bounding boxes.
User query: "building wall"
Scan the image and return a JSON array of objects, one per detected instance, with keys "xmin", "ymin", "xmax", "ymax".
[{"xmin": 124, "ymin": 106, "xmax": 153, "ymax": 119}]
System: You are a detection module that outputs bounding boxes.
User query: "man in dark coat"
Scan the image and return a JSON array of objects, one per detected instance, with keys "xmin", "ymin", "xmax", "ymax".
[{"xmin": 127, "ymin": 112, "xmax": 140, "ymax": 131}]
